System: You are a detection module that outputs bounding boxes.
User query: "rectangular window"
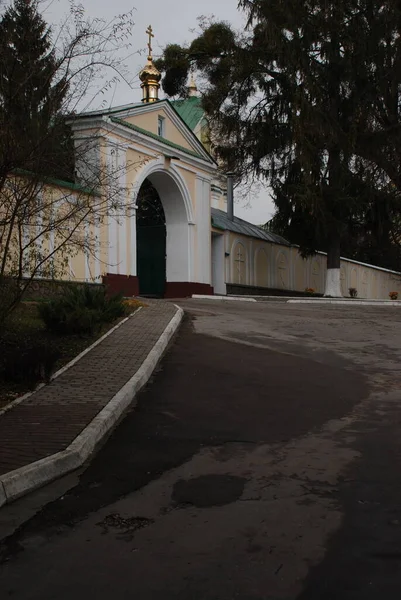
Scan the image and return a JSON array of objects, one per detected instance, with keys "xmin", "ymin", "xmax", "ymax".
[{"xmin": 158, "ymin": 115, "xmax": 165, "ymax": 137}]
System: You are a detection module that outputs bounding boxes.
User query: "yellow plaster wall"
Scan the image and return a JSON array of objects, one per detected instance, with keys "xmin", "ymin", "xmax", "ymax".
[
  {"xmin": 211, "ymin": 174, "xmax": 227, "ymax": 212},
  {"xmin": 124, "ymin": 108, "xmax": 194, "ymax": 152},
  {"xmin": 42, "ymin": 179, "xmax": 114, "ymax": 285},
  {"xmin": 126, "ymin": 152, "xmax": 155, "ymax": 187},
  {"xmin": 56, "ymin": 191, "xmax": 102, "ymax": 284},
  {"xmin": 68, "ymin": 250, "xmax": 86, "ymax": 282},
  {"xmin": 1, "ymin": 178, "xmax": 99, "ymax": 284},
  {"xmin": 211, "ymin": 190, "xmax": 227, "ymax": 212},
  {"xmin": 177, "ymin": 166, "xmax": 197, "ymax": 205}
]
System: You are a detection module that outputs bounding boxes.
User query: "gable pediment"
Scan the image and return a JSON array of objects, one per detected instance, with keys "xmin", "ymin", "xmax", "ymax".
[{"xmin": 107, "ymin": 100, "xmax": 214, "ymax": 164}]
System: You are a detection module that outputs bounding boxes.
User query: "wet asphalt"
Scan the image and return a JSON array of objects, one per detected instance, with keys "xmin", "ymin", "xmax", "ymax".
[{"xmin": 1, "ymin": 300, "xmax": 401, "ymax": 599}]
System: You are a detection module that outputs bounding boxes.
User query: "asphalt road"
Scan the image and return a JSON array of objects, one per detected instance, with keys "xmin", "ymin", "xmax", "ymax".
[{"xmin": 1, "ymin": 300, "xmax": 401, "ymax": 599}]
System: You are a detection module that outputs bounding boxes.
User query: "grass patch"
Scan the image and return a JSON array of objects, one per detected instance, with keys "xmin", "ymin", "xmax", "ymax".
[{"xmin": 0, "ymin": 298, "xmax": 146, "ymax": 410}]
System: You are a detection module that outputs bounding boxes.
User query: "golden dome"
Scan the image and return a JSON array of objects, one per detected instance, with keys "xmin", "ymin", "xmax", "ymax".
[
  {"xmin": 140, "ymin": 25, "xmax": 161, "ymax": 103},
  {"xmin": 139, "ymin": 58, "xmax": 161, "ymax": 83}
]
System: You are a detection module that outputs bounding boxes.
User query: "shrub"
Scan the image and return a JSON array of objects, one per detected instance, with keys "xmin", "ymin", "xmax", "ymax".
[
  {"xmin": 0, "ymin": 278, "xmax": 21, "ymax": 328},
  {"xmin": 78, "ymin": 285, "xmax": 126, "ymax": 323},
  {"xmin": 389, "ymin": 291, "xmax": 399, "ymax": 300},
  {"xmin": 39, "ymin": 284, "xmax": 126, "ymax": 335},
  {"xmin": 39, "ymin": 301, "xmax": 100, "ymax": 335},
  {"xmin": 349, "ymin": 287, "xmax": 358, "ymax": 298},
  {"xmin": 305, "ymin": 287, "xmax": 316, "ymax": 296},
  {"xmin": 2, "ymin": 340, "xmax": 60, "ymax": 384}
]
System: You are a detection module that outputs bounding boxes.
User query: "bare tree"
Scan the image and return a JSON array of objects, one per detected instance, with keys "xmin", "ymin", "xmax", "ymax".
[{"xmin": 0, "ymin": 1, "xmax": 142, "ymax": 324}]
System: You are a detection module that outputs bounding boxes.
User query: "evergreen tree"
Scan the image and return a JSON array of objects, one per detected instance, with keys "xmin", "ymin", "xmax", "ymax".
[
  {"xmin": 0, "ymin": 1, "xmax": 136, "ymax": 324},
  {"xmin": 157, "ymin": 1, "xmax": 401, "ymax": 294},
  {"xmin": 268, "ymin": 159, "xmax": 401, "ymax": 271},
  {"xmin": 0, "ymin": 0, "xmax": 71, "ymax": 179}
]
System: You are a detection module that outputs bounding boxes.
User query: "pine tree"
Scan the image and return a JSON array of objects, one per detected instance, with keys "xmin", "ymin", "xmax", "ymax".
[
  {"xmin": 158, "ymin": 1, "xmax": 401, "ymax": 294},
  {"xmin": 0, "ymin": 0, "xmax": 71, "ymax": 178}
]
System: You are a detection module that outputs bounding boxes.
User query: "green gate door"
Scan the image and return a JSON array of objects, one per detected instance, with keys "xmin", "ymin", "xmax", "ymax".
[{"xmin": 137, "ymin": 224, "xmax": 166, "ymax": 297}]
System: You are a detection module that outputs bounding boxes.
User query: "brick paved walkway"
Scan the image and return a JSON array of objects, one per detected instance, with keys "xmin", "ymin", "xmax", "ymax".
[{"xmin": 0, "ymin": 302, "xmax": 177, "ymax": 476}]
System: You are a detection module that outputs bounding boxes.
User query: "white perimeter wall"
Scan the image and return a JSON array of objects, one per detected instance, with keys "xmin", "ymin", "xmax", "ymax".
[{"xmin": 226, "ymin": 233, "xmax": 401, "ymax": 299}]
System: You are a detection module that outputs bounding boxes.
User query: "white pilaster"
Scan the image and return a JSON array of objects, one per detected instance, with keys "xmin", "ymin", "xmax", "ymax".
[
  {"xmin": 129, "ymin": 202, "xmax": 137, "ymax": 277},
  {"xmin": 85, "ymin": 220, "xmax": 90, "ymax": 282},
  {"xmin": 195, "ymin": 176, "xmax": 212, "ymax": 284},
  {"xmin": 106, "ymin": 143, "xmax": 127, "ymax": 275},
  {"xmin": 117, "ymin": 147, "xmax": 127, "ymax": 275}
]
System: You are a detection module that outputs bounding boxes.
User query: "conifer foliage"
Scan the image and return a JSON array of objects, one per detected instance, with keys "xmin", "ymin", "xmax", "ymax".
[
  {"xmin": 158, "ymin": 1, "xmax": 401, "ymax": 293},
  {"xmin": 0, "ymin": 0, "xmax": 70, "ymax": 179}
]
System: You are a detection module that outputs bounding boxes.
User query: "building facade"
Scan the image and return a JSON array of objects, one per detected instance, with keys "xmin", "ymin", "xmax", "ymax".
[{"xmin": 32, "ymin": 33, "xmax": 401, "ymax": 300}]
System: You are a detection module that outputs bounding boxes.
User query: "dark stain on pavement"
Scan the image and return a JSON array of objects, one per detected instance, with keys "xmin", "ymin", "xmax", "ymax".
[
  {"xmin": 96, "ymin": 513, "xmax": 154, "ymax": 542},
  {"xmin": 172, "ymin": 474, "xmax": 247, "ymax": 508}
]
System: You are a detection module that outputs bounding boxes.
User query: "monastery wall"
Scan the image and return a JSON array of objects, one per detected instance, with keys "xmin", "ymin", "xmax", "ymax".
[
  {"xmin": 225, "ymin": 232, "xmax": 401, "ymax": 299},
  {"xmin": 0, "ymin": 176, "xmax": 100, "ymax": 286}
]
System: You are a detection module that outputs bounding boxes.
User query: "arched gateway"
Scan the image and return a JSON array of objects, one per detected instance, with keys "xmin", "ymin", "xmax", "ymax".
[
  {"xmin": 136, "ymin": 179, "xmax": 166, "ymax": 297},
  {"xmin": 135, "ymin": 164, "xmax": 194, "ymax": 297}
]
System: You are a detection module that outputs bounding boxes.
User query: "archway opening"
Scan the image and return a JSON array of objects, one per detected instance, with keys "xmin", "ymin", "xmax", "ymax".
[
  {"xmin": 136, "ymin": 179, "xmax": 166, "ymax": 297},
  {"xmin": 136, "ymin": 167, "xmax": 194, "ymax": 298}
]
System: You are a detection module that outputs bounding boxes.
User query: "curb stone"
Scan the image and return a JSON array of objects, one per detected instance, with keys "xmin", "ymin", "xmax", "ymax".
[
  {"xmin": 0, "ymin": 305, "xmax": 184, "ymax": 506},
  {"xmin": 191, "ymin": 294, "xmax": 401, "ymax": 305},
  {"xmin": 192, "ymin": 294, "xmax": 257, "ymax": 302},
  {"xmin": 288, "ymin": 299, "xmax": 401, "ymax": 306}
]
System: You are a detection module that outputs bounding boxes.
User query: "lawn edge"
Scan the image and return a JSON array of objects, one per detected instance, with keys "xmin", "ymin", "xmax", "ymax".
[
  {"xmin": 0, "ymin": 305, "xmax": 183, "ymax": 506},
  {"xmin": 0, "ymin": 307, "xmax": 143, "ymax": 417}
]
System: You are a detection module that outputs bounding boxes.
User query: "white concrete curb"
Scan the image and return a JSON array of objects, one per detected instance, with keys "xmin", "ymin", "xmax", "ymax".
[
  {"xmin": 192, "ymin": 294, "xmax": 401, "ymax": 305},
  {"xmin": 288, "ymin": 299, "xmax": 401, "ymax": 306},
  {"xmin": 192, "ymin": 294, "xmax": 257, "ymax": 302},
  {"xmin": 0, "ymin": 305, "xmax": 184, "ymax": 506}
]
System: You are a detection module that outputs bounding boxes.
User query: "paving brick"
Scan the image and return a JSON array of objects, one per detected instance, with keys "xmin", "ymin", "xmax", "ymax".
[{"xmin": 0, "ymin": 302, "xmax": 176, "ymax": 476}]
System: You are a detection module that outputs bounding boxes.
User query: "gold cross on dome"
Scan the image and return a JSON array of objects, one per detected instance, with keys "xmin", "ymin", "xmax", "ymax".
[{"xmin": 146, "ymin": 25, "xmax": 154, "ymax": 59}]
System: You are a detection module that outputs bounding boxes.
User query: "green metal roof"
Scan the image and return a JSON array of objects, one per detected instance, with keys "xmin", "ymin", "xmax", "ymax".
[
  {"xmin": 110, "ymin": 116, "xmax": 211, "ymax": 161},
  {"xmin": 71, "ymin": 102, "xmax": 144, "ymax": 119},
  {"xmin": 74, "ymin": 97, "xmax": 205, "ymax": 133},
  {"xmin": 13, "ymin": 169, "xmax": 100, "ymax": 196},
  {"xmin": 170, "ymin": 97, "xmax": 204, "ymax": 131},
  {"xmin": 211, "ymin": 208, "xmax": 290, "ymax": 246}
]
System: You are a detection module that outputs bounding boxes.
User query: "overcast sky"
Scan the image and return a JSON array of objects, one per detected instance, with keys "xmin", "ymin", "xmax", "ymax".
[{"xmin": 40, "ymin": 0, "xmax": 275, "ymax": 224}]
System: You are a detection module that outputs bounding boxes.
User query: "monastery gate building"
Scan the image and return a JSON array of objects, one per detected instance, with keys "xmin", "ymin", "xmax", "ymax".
[{"xmin": 64, "ymin": 35, "xmax": 401, "ymax": 300}]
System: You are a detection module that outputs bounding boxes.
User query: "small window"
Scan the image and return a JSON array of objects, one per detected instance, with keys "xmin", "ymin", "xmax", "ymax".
[{"xmin": 158, "ymin": 115, "xmax": 165, "ymax": 137}]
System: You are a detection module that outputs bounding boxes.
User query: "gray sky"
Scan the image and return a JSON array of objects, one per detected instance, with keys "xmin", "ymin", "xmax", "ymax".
[{"xmin": 42, "ymin": 0, "xmax": 275, "ymax": 224}]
